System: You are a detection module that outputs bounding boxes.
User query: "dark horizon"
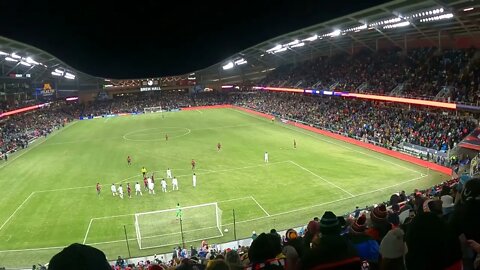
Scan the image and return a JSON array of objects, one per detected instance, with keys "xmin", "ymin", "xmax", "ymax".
[{"xmin": 0, "ymin": 0, "xmax": 390, "ymax": 79}]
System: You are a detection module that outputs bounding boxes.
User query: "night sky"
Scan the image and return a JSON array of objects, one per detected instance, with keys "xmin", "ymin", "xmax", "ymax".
[{"xmin": 0, "ymin": 0, "xmax": 390, "ymax": 79}]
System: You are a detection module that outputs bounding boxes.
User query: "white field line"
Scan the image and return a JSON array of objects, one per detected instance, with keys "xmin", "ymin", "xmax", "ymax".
[
  {"xmin": 232, "ymin": 109, "xmax": 424, "ymax": 175},
  {"xmin": 0, "ymin": 121, "xmax": 78, "ymax": 170},
  {"xmin": 289, "ymin": 160, "xmax": 355, "ymax": 197},
  {"xmin": 196, "ymin": 110, "xmax": 203, "ymax": 114},
  {"xmin": 0, "ymin": 245, "xmax": 66, "ymax": 253},
  {"xmin": 0, "ymin": 192, "xmax": 36, "ymax": 232},
  {"xmin": 250, "ymin": 196, "xmax": 270, "ymax": 216},
  {"xmin": 0, "ymin": 174, "xmax": 428, "ymax": 252},
  {"xmin": 35, "ymin": 161, "xmax": 290, "ymax": 193},
  {"xmin": 83, "ymin": 218, "xmax": 94, "ymax": 244}
]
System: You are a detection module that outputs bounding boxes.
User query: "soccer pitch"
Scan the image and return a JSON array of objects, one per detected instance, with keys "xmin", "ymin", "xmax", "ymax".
[{"xmin": 0, "ymin": 108, "xmax": 447, "ymax": 267}]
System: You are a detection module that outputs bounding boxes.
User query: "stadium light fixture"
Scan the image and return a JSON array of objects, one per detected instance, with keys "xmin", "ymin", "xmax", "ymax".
[
  {"xmin": 266, "ymin": 45, "xmax": 282, "ymax": 53},
  {"xmin": 273, "ymin": 47, "xmax": 288, "ymax": 53},
  {"xmin": 286, "ymin": 40, "xmax": 300, "ymax": 46},
  {"xmin": 383, "ymin": 21, "xmax": 410, "ymax": 29},
  {"xmin": 64, "ymin": 72, "xmax": 76, "ymax": 80},
  {"xmin": 419, "ymin": 13, "xmax": 454, "ymax": 23},
  {"xmin": 291, "ymin": 42, "xmax": 305, "ymax": 48},
  {"xmin": 463, "ymin": 7, "xmax": 474, "ymax": 12},
  {"xmin": 10, "ymin": 53, "xmax": 21, "ymax": 59},
  {"xmin": 0, "ymin": 51, "xmax": 8, "ymax": 55},
  {"xmin": 234, "ymin": 58, "xmax": 247, "ymax": 65},
  {"xmin": 25, "ymin": 57, "xmax": 40, "ymax": 65},
  {"xmin": 222, "ymin": 62, "xmax": 234, "ymax": 70},
  {"xmin": 330, "ymin": 30, "xmax": 341, "ymax": 37},
  {"xmin": 302, "ymin": 35, "xmax": 318, "ymax": 42},
  {"xmin": 5, "ymin": 57, "xmax": 18, "ymax": 62},
  {"xmin": 19, "ymin": 61, "xmax": 31, "ymax": 67},
  {"xmin": 54, "ymin": 68, "xmax": 65, "ymax": 75},
  {"xmin": 51, "ymin": 71, "xmax": 62, "ymax": 76}
]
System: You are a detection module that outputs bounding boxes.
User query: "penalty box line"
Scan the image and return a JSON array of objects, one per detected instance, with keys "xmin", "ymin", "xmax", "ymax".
[
  {"xmin": 82, "ymin": 196, "xmax": 268, "ymax": 245},
  {"xmin": 82, "ymin": 174, "xmax": 427, "ymax": 247},
  {"xmin": 24, "ymin": 174, "xmax": 427, "ymax": 250}
]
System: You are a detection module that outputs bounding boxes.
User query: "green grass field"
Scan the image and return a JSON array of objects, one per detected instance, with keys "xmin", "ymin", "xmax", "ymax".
[{"xmin": 0, "ymin": 108, "xmax": 447, "ymax": 268}]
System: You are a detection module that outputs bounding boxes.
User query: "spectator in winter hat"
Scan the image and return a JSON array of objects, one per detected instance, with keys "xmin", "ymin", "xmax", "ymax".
[
  {"xmin": 406, "ymin": 212, "xmax": 462, "ymax": 270},
  {"xmin": 303, "ymin": 220, "xmax": 320, "ymax": 250},
  {"xmin": 346, "ymin": 214, "xmax": 380, "ymax": 266},
  {"xmin": 366, "ymin": 204, "xmax": 392, "ymax": 242},
  {"xmin": 48, "ymin": 243, "xmax": 111, "ymax": 270},
  {"xmin": 449, "ymin": 178, "xmax": 480, "ymax": 269},
  {"xmin": 441, "ymin": 194, "xmax": 455, "ymax": 220},
  {"xmin": 282, "ymin": 229, "xmax": 302, "ymax": 270},
  {"xmin": 248, "ymin": 233, "xmax": 283, "ymax": 264},
  {"xmin": 300, "ymin": 211, "xmax": 361, "ymax": 269},
  {"xmin": 379, "ymin": 228, "xmax": 406, "ymax": 270}
]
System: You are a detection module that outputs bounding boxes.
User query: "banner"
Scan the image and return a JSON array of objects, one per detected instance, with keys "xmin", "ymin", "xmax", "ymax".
[{"xmin": 35, "ymin": 82, "xmax": 55, "ymax": 97}]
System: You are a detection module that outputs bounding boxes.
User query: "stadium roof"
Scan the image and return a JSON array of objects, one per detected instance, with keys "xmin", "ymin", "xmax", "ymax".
[
  {"xmin": 0, "ymin": 0, "xmax": 479, "ymax": 89},
  {"xmin": 0, "ymin": 36, "xmax": 103, "ymax": 89},
  {"xmin": 196, "ymin": 0, "xmax": 480, "ymax": 84}
]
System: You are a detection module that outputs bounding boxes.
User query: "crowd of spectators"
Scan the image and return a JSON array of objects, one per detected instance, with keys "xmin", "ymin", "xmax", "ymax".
[
  {"xmin": 0, "ymin": 102, "xmax": 73, "ymax": 158},
  {"xmin": 78, "ymin": 92, "xmax": 228, "ymax": 118},
  {"xmin": 260, "ymin": 47, "xmax": 480, "ymax": 103},
  {"xmin": 232, "ymin": 91, "xmax": 476, "ymax": 154},
  {"xmin": 1, "ymin": 91, "xmax": 476, "ymax": 163},
  {"xmin": 44, "ymin": 177, "xmax": 480, "ymax": 270}
]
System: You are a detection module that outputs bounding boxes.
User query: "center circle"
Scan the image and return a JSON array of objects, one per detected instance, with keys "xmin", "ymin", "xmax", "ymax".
[{"xmin": 123, "ymin": 127, "xmax": 191, "ymax": 141}]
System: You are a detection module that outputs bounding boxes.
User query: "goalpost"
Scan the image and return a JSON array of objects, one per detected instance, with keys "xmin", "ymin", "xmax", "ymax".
[
  {"xmin": 143, "ymin": 106, "xmax": 163, "ymax": 114},
  {"xmin": 134, "ymin": 202, "xmax": 223, "ymax": 249}
]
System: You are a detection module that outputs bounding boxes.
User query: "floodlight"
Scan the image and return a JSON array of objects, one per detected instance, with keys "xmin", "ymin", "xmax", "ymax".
[{"xmin": 222, "ymin": 62, "xmax": 234, "ymax": 70}]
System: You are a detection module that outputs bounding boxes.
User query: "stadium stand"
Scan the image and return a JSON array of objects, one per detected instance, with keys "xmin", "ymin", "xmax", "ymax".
[
  {"xmin": 259, "ymin": 48, "xmax": 480, "ymax": 104},
  {"xmin": 2, "ymin": 91, "xmax": 478, "ymax": 269}
]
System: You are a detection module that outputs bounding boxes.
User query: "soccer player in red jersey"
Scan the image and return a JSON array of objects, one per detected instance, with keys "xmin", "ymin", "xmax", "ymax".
[
  {"xmin": 143, "ymin": 177, "xmax": 148, "ymax": 191},
  {"xmin": 127, "ymin": 183, "xmax": 132, "ymax": 198},
  {"xmin": 217, "ymin": 142, "xmax": 221, "ymax": 152},
  {"xmin": 127, "ymin": 156, "xmax": 131, "ymax": 166},
  {"xmin": 96, "ymin": 183, "xmax": 101, "ymax": 196},
  {"xmin": 191, "ymin": 159, "xmax": 196, "ymax": 170}
]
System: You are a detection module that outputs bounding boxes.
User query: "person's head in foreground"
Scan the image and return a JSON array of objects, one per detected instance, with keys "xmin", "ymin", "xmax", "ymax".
[{"xmin": 48, "ymin": 243, "xmax": 111, "ymax": 270}]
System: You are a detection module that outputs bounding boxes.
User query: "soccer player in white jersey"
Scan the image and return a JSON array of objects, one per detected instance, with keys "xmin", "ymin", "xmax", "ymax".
[
  {"xmin": 118, "ymin": 184, "xmax": 124, "ymax": 199},
  {"xmin": 192, "ymin": 173, "xmax": 197, "ymax": 188},
  {"xmin": 172, "ymin": 176, "xmax": 179, "ymax": 190},
  {"xmin": 264, "ymin": 151, "xmax": 269, "ymax": 163},
  {"xmin": 135, "ymin": 182, "xmax": 142, "ymax": 196},
  {"xmin": 161, "ymin": 178, "xmax": 167, "ymax": 192},
  {"xmin": 147, "ymin": 177, "xmax": 152, "ymax": 186},
  {"xmin": 167, "ymin": 168, "xmax": 172, "ymax": 179},
  {"xmin": 148, "ymin": 181, "xmax": 155, "ymax": 194},
  {"xmin": 111, "ymin": 184, "xmax": 117, "ymax": 196}
]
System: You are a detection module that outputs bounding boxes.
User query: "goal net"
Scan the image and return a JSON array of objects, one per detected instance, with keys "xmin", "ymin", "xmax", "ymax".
[
  {"xmin": 134, "ymin": 202, "xmax": 223, "ymax": 249},
  {"xmin": 143, "ymin": 106, "xmax": 163, "ymax": 113}
]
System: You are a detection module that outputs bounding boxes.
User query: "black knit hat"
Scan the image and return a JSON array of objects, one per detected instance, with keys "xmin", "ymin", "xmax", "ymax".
[
  {"xmin": 49, "ymin": 243, "xmax": 111, "ymax": 270},
  {"xmin": 320, "ymin": 211, "xmax": 340, "ymax": 234}
]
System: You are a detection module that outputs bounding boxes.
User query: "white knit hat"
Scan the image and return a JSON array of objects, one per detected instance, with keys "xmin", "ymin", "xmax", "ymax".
[{"xmin": 380, "ymin": 228, "xmax": 407, "ymax": 259}]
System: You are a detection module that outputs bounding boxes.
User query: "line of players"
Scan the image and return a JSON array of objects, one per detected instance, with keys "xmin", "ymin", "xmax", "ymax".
[{"xmin": 96, "ymin": 168, "xmax": 198, "ymax": 199}]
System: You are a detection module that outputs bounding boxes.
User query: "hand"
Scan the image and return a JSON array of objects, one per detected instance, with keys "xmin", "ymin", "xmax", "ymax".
[{"xmin": 466, "ymin": 240, "xmax": 480, "ymax": 253}]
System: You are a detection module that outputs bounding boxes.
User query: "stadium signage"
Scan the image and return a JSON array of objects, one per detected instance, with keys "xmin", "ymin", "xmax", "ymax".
[{"xmin": 140, "ymin": 86, "xmax": 161, "ymax": 91}]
